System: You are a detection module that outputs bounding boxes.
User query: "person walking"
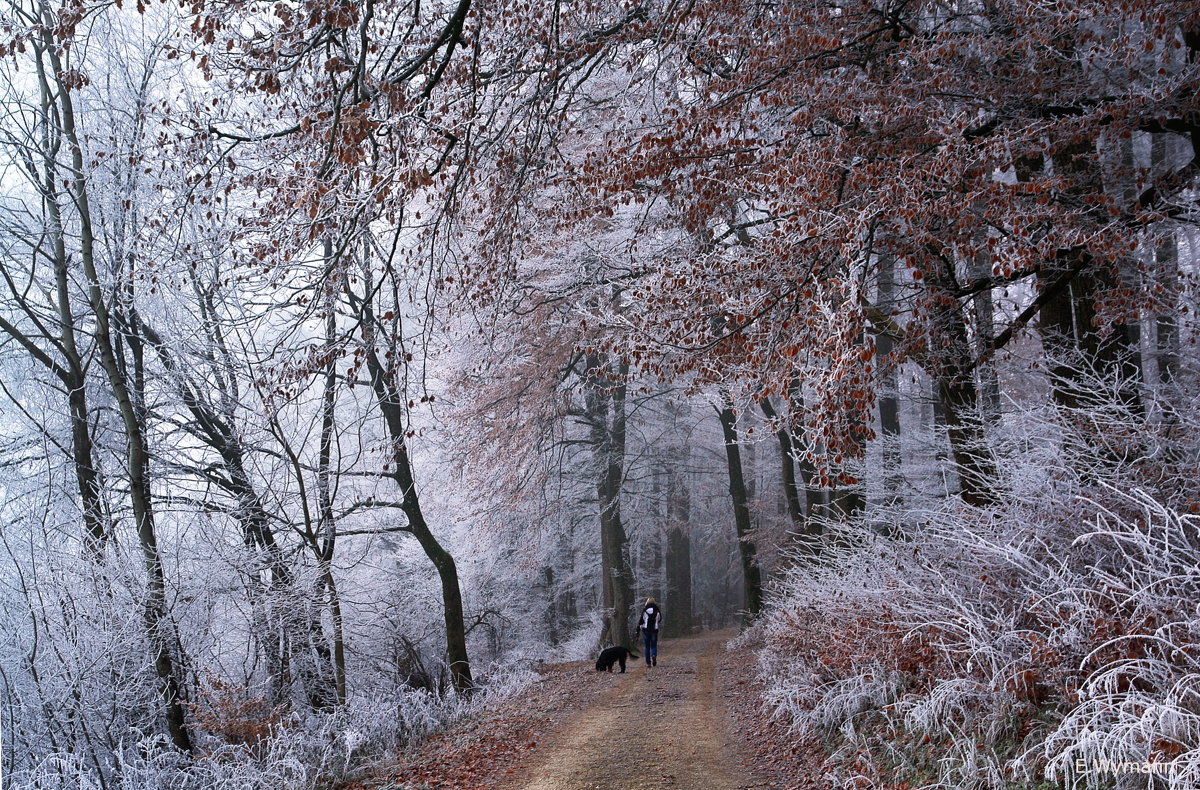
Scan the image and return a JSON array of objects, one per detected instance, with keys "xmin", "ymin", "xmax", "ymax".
[{"xmin": 636, "ymin": 598, "xmax": 663, "ymax": 666}]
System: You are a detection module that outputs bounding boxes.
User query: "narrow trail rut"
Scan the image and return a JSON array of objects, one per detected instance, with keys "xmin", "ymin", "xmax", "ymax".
[{"xmin": 503, "ymin": 630, "xmax": 746, "ymax": 790}]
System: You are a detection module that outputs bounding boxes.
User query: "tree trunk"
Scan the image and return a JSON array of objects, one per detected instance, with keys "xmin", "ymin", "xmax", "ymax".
[
  {"xmin": 646, "ymin": 527, "xmax": 663, "ymax": 603},
  {"xmin": 829, "ymin": 482, "xmax": 866, "ymax": 520},
  {"xmin": 51, "ymin": 211, "xmax": 109, "ymax": 555},
  {"xmin": 142, "ymin": 318, "xmax": 314, "ymax": 707},
  {"xmin": 316, "ymin": 295, "xmax": 347, "ymax": 705},
  {"xmin": 67, "ymin": 378, "xmax": 107, "ymax": 556},
  {"xmin": 363, "ymin": 341, "xmax": 473, "ymax": 692},
  {"xmin": 54, "ymin": 246, "xmax": 109, "ymax": 557},
  {"xmin": 556, "ymin": 527, "xmax": 578, "ymax": 632},
  {"xmin": 663, "ymin": 455, "xmax": 693, "ymax": 638},
  {"xmin": 1117, "ymin": 134, "xmax": 1146, "ymax": 392},
  {"xmin": 759, "ymin": 397, "xmax": 803, "ymax": 527},
  {"xmin": 831, "ymin": 332, "xmax": 868, "ymax": 520},
  {"xmin": 969, "ymin": 251, "xmax": 1002, "ymax": 425},
  {"xmin": 926, "ymin": 257, "xmax": 998, "ymax": 507},
  {"xmin": 1038, "ymin": 144, "xmax": 1143, "ymax": 421},
  {"xmin": 1038, "ymin": 246, "xmax": 1143, "ymax": 416},
  {"xmin": 641, "ymin": 463, "xmax": 665, "ymax": 603},
  {"xmin": 787, "ymin": 381, "xmax": 828, "ymax": 527},
  {"xmin": 34, "ymin": 98, "xmax": 110, "ymax": 554},
  {"xmin": 936, "ymin": 375, "xmax": 993, "ymax": 506},
  {"xmin": 1154, "ymin": 235, "xmax": 1180, "ymax": 388},
  {"xmin": 876, "ymin": 254, "xmax": 905, "ymax": 517},
  {"xmin": 586, "ymin": 353, "xmax": 635, "ymax": 648},
  {"xmin": 1152, "ymin": 135, "xmax": 1180, "ymax": 388},
  {"xmin": 931, "ymin": 382, "xmax": 949, "ymax": 463},
  {"xmin": 717, "ymin": 396, "xmax": 763, "ymax": 620},
  {"xmin": 760, "ymin": 395, "xmax": 822, "ymax": 556}
]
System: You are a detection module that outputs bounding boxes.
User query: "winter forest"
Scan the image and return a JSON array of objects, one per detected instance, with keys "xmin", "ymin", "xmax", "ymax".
[{"xmin": 1, "ymin": 0, "xmax": 1199, "ymax": 788}]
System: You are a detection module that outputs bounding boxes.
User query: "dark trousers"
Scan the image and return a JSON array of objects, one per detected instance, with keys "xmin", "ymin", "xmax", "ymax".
[{"xmin": 642, "ymin": 630, "xmax": 659, "ymax": 664}]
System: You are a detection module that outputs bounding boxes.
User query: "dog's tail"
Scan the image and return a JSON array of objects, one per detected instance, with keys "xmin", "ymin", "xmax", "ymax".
[{"xmin": 627, "ymin": 647, "xmax": 640, "ymax": 659}]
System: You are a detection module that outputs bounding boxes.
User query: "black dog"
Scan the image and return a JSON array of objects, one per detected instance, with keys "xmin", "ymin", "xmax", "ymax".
[{"xmin": 595, "ymin": 645, "xmax": 639, "ymax": 673}]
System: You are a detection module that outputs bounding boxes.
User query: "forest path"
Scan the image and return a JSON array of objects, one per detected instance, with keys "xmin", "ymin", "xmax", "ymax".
[{"xmin": 502, "ymin": 629, "xmax": 746, "ymax": 790}]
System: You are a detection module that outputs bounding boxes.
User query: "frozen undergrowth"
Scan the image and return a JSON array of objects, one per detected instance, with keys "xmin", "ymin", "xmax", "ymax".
[
  {"xmin": 9, "ymin": 663, "xmax": 538, "ymax": 790},
  {"xmin": 756, "ymin": 470, "xmax": 1200, "ymax": 789},
  {"xmin": 553, "ymin": 611, "xmax": 607, "ymax": 662}
]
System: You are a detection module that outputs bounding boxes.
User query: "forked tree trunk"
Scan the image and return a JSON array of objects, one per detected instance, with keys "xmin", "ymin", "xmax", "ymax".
[
  {"xmin": 1038, "ymin": 145, "xmax": 1143, "ymax": 422},
  {"xmin": 4, "ymin": 90, "xmax": 112, "ymax": 556},
  {"xmin": 142, "ymin": 317, "xmax": 316, "ymax": 708},
  {"xmin": 53, "ymin": 213, "xmax": 109, "ymax": 555},
  {"xmin": 36, "ymin": 32, "xmax": 193, "ymax": 751},
  {"xmin": 831, "ymin": 332, "xmax": 867, "ymax": 520},
  {"xmin": 760, "ymin": 395, "xmax": 822, "ymax": 557},
  {"xmin": 787, "ymin": 382, "xmax": 828, "ymax": 527},
  {"xmin": 926, "ymin": 257, "xmax": 998, "ymax": 507},
  {"xmin": 49, "ymin": 201, "xmax": 109, "ymax": 556},
  {"xmin": 759, "ymin": 398, "xmax": 803, "ymax": 526}
]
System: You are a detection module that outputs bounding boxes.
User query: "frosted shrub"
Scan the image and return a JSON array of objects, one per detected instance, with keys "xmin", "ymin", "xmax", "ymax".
[
  {"xmin": 1039, "ymin": 490, "xmax": 1200, "ymax": 788},
  {"xmin": 757, "ymin": 467, "xmax": 1200, "ymax": 789},
  {"xmin": 470, "ymin": 660, "xmax": 539, "ymax": 712},
  {"xmin": 553, "ymin": 610, "xmax": 607, "ymax": 662},
  {"xmin": 5, "ymin": 684, "xmax": 469, "ymax": 790}
]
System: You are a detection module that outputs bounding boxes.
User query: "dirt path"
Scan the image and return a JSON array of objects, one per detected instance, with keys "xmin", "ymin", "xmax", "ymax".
[{"xmin": 503, "ymin": 630, "xmax": 745, "ymax": 790}]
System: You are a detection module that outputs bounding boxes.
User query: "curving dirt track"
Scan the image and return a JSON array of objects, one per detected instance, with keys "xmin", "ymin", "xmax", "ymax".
[{"xmin": 502, "ymin": 630, "xmax": 745, "ymax": 790}]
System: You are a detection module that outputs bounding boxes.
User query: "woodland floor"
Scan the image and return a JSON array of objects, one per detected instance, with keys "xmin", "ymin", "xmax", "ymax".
[{"xmin": 349, "ymin": 630, "xmax": 825, "ymax": 790}]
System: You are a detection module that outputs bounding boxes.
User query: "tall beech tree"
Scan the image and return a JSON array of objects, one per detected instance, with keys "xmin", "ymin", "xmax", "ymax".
[{"xmin": 344, "ymin": 248, "xmax": 473, "ymax": 692}]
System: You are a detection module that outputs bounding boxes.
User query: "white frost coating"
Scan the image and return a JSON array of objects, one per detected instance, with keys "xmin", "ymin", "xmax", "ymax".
[{"xmin": 754, "ymin": 415, "xmax": 1200, "ymax": 790}]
